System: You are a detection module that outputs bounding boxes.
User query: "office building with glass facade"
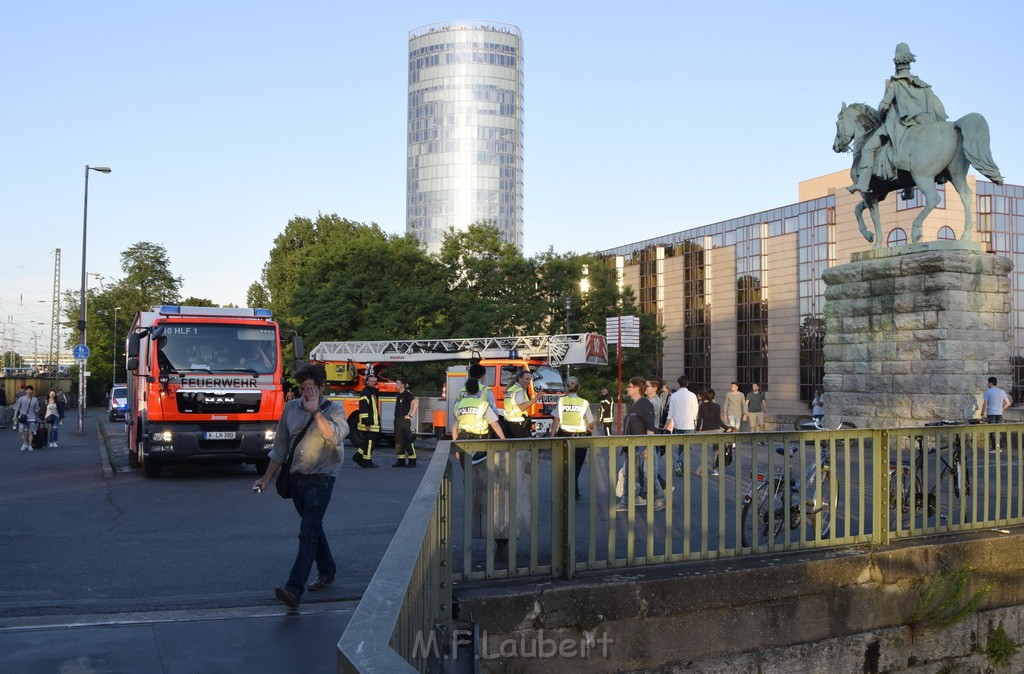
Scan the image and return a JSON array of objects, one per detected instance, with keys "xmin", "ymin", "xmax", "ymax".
[
  {"xmin": 602, "ymin": 171, "xmax": 1024, "ymax": 419},
  {"xmin": 407, "ymin": 22, "xmax": 525, "ymax": 256}
]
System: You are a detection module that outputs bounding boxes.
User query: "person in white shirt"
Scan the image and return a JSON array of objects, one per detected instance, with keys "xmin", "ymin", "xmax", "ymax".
[
  {"xmin": 13, "ymin": 385, "xmax": 41, "ymax": 451},
  {"xmin": 665, "ymin": 376, "xmax": 700, "ymax": 477}
]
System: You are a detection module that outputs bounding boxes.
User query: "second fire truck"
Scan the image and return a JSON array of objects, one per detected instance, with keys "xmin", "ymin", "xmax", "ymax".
[{"xmin": 309, "ymin": 333, "xmax": 608, "ymax": 440}]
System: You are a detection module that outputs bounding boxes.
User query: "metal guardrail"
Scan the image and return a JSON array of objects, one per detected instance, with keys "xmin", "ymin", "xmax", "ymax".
[
  {"xmin": 337, "ymin": 442, "xmax": 453, "ymax": 673},
  {"xmin": 451, "ymin": 423, "xmax": 1024, "ymax": 579},
  {"xmin": 337, "ymin": 422, "xmax": 1024, "ymax": 670}
]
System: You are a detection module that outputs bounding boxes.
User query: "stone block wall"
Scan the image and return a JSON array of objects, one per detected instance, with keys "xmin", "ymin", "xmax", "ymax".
[
  {"xmin": 455, "ymin": 529, "xmax": 1024, "ymax": 673},
  {"xmin": 821, "ymin": 242, "xmax": 1013, "ymax": 428}
]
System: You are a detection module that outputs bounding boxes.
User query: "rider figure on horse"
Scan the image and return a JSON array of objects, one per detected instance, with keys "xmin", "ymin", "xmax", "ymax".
[{"xmin": 848, "ymin": 43, "xmax": 949, "ymax": 195}]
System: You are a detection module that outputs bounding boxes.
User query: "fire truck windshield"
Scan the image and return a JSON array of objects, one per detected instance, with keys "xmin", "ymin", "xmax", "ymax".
[
  {"xmin": 156, "ymin": 324, "xmax": 277, "ymax": 375},
  {"xmin": 530, "ymin": 365, "xmax": 564, "ymax": 393}
]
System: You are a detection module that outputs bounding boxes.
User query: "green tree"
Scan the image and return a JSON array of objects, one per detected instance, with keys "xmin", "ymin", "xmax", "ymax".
[
  {"xmin": 180, "ymin": 297, "xmax": 218, "ymax": 307},
  {"xmin": 264, "ymin": 214, "xmax": 447, "ymax": 348},
  {"xmin": 556, "ymin": 256, "xmax": 661, "ymax": 398},
  {"xmin": 259, "ymin": 217, "xmax": 663, "ymax": 396},
  {"xmin": 117, "ymin": 242, "xmax": 183, "ymax": 308},
  {"xmin": 246, "ymin": 282, "xmax": 270, "ymax": 309},
  {"xmin": 62, "ymin": 242, "xmax": 183, "ymax": 405},
  {"xmin": 3, "ymin": 351, "xmax": 24, "ymax": 368},
  {"xmin": 438, "ymin": 222, "xmax": 543, "ymax": 336},
  {"xmin": 262, "ymin": 215, "xmax": 325, "ymax": 331}
]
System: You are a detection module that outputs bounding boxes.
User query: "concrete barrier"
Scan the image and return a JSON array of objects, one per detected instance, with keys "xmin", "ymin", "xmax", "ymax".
[{"xmin": 456, "ymin": 528, "xmax": 1024, "ymax": 672}]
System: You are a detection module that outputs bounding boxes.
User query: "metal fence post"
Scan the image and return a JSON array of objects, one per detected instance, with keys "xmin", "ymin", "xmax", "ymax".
[
  {"xmin": 563, "ymin": 438, "xmax": 575, "ymax": 580},
  {"xmin": 876, "ymin": 429, "xmax": 890, "ymax": 547},
  {"xmin": 550, "ymin": 438, "xmax": 565, "ymax": 579}
]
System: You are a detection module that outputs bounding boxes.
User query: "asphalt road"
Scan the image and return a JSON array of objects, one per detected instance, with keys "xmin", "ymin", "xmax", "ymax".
[{"xmin": 0, "ymin": 411, "xmax": 431, "ymax": 622}]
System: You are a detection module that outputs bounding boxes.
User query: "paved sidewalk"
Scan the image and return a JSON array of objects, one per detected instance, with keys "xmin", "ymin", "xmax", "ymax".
[
  {"xmin": 0, "ymin": 602, "xmax": 357, "ymax": 674},
  {"xmin": 0, "ymin": 408, "xmax": 431, "ymax": 672}
]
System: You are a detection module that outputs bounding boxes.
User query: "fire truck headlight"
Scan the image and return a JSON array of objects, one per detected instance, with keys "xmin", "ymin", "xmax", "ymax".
[
  {"xmin": 264, "ymin": 430, "xmax": 276, "ymax": 442},
  {"xmin": 154, "ymin": 430, "xmax": 173, "ymax": 443}
]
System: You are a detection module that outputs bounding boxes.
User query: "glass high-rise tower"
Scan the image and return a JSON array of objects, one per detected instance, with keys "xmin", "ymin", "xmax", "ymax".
[{"xmin": 407, "ymin": 22, "xmax": 524, "ymax": 255}]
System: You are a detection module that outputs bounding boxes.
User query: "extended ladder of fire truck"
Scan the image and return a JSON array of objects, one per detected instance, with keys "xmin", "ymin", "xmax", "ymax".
[{"xmin": 309, "ymin": 333, "xmax": 608, "ymax": 367}]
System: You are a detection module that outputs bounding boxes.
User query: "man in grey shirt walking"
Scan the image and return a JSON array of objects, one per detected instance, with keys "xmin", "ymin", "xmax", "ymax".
[
  {"xmin": 724, "ymin": 382, "xmax": 746, "ymax": 430},
  {"xmin": 254, "ymin": 363, "xmax": 349, "ymax": 609}
]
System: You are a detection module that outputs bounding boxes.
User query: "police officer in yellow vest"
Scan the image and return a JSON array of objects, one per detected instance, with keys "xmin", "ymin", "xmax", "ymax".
[
  {"xmin": 504, "ymin": 370, "xmax": 541, "ymax": 439},
  {"xmin": 354, "ymin": 373, "xmax": 381, "ymax": 468},
  {"xmin": 454, "ymin": 378, "xmax": 517, "ymax": 563},
  {"xmin": 453, "ymin": 378, "xmax": 505, "ymax": 464},
  {"xmin": 551, "ymin": 376, "xmax": 595, "ymax": 500}
]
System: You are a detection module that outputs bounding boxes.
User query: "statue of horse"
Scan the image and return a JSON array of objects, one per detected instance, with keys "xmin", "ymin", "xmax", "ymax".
[{"xmin": 833, "ymin": 102, "xmax": 1004, "ymax": 247}]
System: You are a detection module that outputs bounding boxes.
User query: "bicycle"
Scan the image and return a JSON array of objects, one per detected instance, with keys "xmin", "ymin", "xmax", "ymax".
[
  {"xmin": 793, "ymin": 416, "xmax": 857, "ymax": 431},
  {"xmin": 741, "ymin": 443, "xmax": 833, "ymax": 547},
  {"xmin": 888, "ymin": 419, "xmax": 977, "ymax": 523}
]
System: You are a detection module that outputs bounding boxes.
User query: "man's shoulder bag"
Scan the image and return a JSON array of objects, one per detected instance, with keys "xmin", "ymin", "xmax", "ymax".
[{"xmin": 276, "ymin": 400, "xmax": 331, "ymax": 499}]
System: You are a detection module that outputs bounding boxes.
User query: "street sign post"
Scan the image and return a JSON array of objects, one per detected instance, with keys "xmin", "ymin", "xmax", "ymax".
[{"xmin": 606, "ymin": 316, "xmax": 640, "ymax": 434}]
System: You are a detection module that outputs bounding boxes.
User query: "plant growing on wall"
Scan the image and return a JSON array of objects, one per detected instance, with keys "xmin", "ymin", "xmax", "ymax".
[
  {"xmin": 985, "ymin": 622, "xmax": 1018, "ymax": 667},
  {"xmin": 907, "ymin": 565, "xmax": 992, "ymax": 630}
]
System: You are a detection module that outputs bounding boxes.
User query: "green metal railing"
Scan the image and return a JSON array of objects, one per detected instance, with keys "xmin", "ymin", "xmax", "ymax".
[
  {"xmin": 452, "ymin": 423, "xmax": 1024, "ymax": 579},
  {"xmin": 337, "ymin": 422, "xmax": 1024, "ymax": 670},
  {"xmin": 337, "ymin": 442, "xmax": 452, "ymax": 673}
]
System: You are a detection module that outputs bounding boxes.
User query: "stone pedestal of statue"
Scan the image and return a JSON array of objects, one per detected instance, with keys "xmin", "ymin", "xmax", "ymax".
[{"xmin": 821, "ymin": 241, "xmax": 1013, "ymax": 428}]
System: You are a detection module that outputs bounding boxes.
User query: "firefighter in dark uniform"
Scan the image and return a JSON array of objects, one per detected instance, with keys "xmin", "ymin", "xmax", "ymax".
[
  {"xmin": 392, "ymin": 376, "xmax": 418, "ymax": 468},
  {"xmin": 551, "ymin": 377, "xmax": 596, "ymax": 500},
  {"xmin": 504, "ymin": 370, "xmax": 541, "ymax": 439},
  {"xmin": 354, "ymin": 373, "xmax": 380, "ymax": 468},
  {"xmin": 598, "ymin": 387, "xmax": 615, "ymax": 436}
]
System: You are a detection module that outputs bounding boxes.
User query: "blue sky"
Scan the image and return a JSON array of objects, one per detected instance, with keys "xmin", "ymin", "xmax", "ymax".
[{"xmin": 2, "ymin": 1, "xmax": 1023, "ymax": 355}]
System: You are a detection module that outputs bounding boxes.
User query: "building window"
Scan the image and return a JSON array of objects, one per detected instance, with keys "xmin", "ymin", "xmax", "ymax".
[
  {"xmin": 682, "ymin": 242, "xmax": 710, "ymax": 393},
  {"xmin": 887, "ymin": 228, "xmax": 908, "ymax": 247},
  {"xmin": 800, "ymin": 315, "xmax": 826, "ymax": 404},
  {"xmin": 897, "ymin": 183, "xmax": 946, "ymax": 211},
  {"xmin": 736, "ymin": 224, "xmax": 768, "ymax": 390},
  {"xmin": 938, "ymin": 226, "xmax": 956, "ymax": 241},
  {"xmin": 797, "ymin": 209, "xmax": 833, "ymax": 402},
  {"xmin": 736, "ymin": 274, "xmax": 767, "ymax": 390}
]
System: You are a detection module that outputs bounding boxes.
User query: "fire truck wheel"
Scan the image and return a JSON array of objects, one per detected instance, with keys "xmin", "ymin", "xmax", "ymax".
[{"xmin": 140, "ymin": 444, "xmax": 161, "ymax": 478}]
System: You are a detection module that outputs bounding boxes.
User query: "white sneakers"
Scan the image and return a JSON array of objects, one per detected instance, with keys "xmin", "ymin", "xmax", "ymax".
[
  {"xmin": 20, "ymin": 443, "xmax": 29, "ymax": 451},
  {"xmin": 49, "ymin": 442, "xmax": 58, "ymax": 448}
]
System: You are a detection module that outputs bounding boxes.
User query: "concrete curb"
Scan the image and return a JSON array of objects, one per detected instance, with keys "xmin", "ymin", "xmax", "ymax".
[{"xmin": 95, "ymin": 413, "xmax": 114, "ymax": 479}]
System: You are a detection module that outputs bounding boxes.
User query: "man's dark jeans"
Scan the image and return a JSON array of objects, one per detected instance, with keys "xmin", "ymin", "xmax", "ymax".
[
  {"xmin": 285, "ymin": 474, "xmax": 337, "ymax": 597},
  {"xmin": 988, "ymin": 415, "xmax": 1004, "ymax": 451},
  {"xmin": 672, "ymin": 429, "xmax": 693, "ymax": 461}
]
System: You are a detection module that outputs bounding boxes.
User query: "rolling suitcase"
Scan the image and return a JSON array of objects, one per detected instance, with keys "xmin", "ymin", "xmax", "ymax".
[{"xmin": 32, "ymin": 424, "xmax": 47, "ymax": 449}]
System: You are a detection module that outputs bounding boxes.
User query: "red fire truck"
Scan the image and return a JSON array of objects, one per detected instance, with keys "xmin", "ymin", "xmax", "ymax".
[{"xmin": 124, "ymin": 305, "xmax": 287, "ymax": 478}]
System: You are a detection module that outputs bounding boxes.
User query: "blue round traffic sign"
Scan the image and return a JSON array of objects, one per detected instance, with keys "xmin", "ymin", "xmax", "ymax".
[{"xmin": 73, "ymin": 344, "xmax": 90, "ymax": 360}]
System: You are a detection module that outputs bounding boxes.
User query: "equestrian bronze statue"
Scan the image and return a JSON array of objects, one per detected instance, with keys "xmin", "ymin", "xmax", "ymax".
[{"xmin": 833, "ymin": 43, "xmax": 1003, "ymax": 246}]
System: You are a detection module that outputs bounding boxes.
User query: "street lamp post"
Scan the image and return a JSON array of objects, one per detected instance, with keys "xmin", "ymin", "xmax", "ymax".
[
  {"xmin": 78, "ymin": 165, "xmax": 111, "ymax": 433},
  {"xmin": 112, "ymin": 306, "xmax": 122, "ymax": 389}
]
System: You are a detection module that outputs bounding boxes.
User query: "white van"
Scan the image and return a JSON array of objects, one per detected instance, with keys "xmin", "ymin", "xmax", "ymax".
[{"xmin": 108, "ymin": 385, "xmax": 129, "ymax": 421}]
